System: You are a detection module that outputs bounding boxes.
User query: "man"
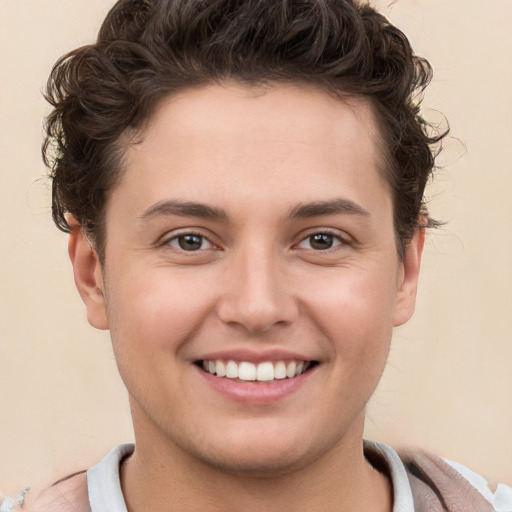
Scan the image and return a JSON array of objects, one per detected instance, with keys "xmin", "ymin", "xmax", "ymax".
[{"xmin": 26, "ymin": 0, "xmax": 511, "ymax": 510}]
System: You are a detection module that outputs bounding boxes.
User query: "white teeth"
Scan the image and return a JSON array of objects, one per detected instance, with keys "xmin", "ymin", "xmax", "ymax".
[
  {"xmin": 274, "ymin": 361, "xmax": 287, "ymax": 379},
  {"xmin": 225, "ymin": 360, "xmax": 239, "ymax": 378},
  {"xmin": 215, "ymin": 360, "xmax": 226, "ymax": 377},
  {"xmin": 256, "ymin": 362, "xmax": 274, "ymax": 381},
  {"xmin": 201, "ymin": 359, "xmax": 312, "ymax": 381},
  {"xmin": 286, "ymin": 361, "xmax": 297, "ymax": 378},
  {"xmin": 239, "ymin": 362, "xmax": 256, "ymax": 381}
]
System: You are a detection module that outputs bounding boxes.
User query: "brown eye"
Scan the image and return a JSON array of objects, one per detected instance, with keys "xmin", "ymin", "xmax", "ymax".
[
  {"xmin": 309, "ymin": 233, "xmax": 334, "ymax": 250},
  {"xmin": 168, "ymin": 234, "xmax": 213, "ymax": 251},
  {"xmin": 297, "ymin": 232, "xmax": 343, "ymax": 251}
]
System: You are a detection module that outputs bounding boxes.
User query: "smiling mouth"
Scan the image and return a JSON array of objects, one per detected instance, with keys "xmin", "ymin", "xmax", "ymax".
[{"xmin": 196, "ymin": 359, "xmax": 318, "ymax": 382}]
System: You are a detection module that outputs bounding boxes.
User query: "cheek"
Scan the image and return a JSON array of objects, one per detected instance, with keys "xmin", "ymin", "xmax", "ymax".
[
  {"xmin": 305, "ymin": 263, "xmax": 397, "ymax": 330},
  {"xmin": 105, "ymin": 267, "xmax": 217, "ymax": 355},
  {"xmin": 103, "ymin": 270, "xmax": 217, "ymax": 409},
  {"xmin": 300, "ymin": 263, "xmax": 397, "ymax": 371}
]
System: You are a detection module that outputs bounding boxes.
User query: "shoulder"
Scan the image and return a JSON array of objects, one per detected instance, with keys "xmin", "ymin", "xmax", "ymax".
[
  {"xmin": 443, "ymin": 458, "xmax": 512, "ymax": 512},
  {"xmin": 24, "ymin": 472, "xmax": 90, "ymax": 512},
  {"xmin": 399, "ymin": 448, "xmax": 512, "ymax": 512},
  {"xmin": 25, "ymin": 444, "xmax": 133, "ymax": 512}
]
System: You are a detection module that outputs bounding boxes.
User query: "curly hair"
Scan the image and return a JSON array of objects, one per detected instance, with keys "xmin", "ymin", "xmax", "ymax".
[{"xmin": 43, "ymin": 0, "xmax": 446, "ymax": 259}]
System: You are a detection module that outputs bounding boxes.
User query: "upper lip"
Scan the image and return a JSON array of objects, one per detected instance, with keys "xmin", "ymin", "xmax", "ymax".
[{"xmin": 195, "ymin": 348, "xmax": 317, "ymax": 364}]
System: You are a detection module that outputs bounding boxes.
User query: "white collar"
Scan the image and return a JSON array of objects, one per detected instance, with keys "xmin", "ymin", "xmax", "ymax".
[{"xmin": 87, "ymin": 441, "xmax": 416, "ymax": 511}]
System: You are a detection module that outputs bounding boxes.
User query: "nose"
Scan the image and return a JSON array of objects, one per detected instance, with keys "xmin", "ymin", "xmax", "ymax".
[{"xmin": 216, "ymin": 247, "xmax": 299, "ymax": 334}]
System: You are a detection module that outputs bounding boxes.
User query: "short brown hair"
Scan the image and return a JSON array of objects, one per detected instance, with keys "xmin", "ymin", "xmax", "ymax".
[{"xmin": 43, "ymin": 0, "xmax": 446, "ymax": 259}]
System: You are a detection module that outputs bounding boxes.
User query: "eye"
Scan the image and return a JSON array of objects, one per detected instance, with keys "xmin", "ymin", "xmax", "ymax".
[
  {"xmin": 167, "ymin": 233, "xmax": 215, "ymax": 251},
  {"xmin": 297, "ymin": 232, "xmax": 343, "ymax": 251}
]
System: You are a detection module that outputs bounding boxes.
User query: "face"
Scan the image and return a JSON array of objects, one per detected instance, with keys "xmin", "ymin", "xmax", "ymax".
[{"xmin": 71, "ymin": 83, "xmax": 422, "ymax": 475}]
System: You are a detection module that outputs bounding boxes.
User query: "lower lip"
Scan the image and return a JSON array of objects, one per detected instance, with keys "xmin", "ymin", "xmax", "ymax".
[{"xmin": 196, "ymin": 365, "xmax": 315, "ymax": 405}]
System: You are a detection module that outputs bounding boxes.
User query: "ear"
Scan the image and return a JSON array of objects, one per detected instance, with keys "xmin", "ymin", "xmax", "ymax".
[
  {"xmin": 68, "ymin": 223, "xmax": 109, "ymax": 330},
  {"xmin": 393, "ymin": 227, "xmax": 425, "ymax": 327}
]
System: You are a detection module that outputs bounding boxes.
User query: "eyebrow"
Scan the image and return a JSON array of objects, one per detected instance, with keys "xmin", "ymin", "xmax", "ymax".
[
  {"xmin": 138, "ymin": 197, "xmax": 370, "ymax": 223},
  {"xmin": 139, "ymin": 200, "xmax": 229, "ymax": 222},
  {"xmin": 289, "ymin": 198, "xmax": 370, "ymax": 219}
]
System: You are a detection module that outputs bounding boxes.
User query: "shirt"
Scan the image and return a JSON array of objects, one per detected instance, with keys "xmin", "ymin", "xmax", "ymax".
[{"xmin": 86, "ymin": 442, "xmax": 512, "ymax": 512}]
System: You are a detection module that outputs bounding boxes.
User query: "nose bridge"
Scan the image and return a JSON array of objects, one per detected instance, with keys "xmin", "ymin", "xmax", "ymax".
[{"xmin": 217, "ymin": 240, "xmax": 297, "ymax": 333}]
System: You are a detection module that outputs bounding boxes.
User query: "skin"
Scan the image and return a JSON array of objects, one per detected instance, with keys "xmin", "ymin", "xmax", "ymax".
[{"xmin": 66, "ymin": 83, "xmax": 423, "ymax": 512}]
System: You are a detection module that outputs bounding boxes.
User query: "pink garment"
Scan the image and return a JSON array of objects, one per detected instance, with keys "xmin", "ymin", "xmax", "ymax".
[{"xmin": 401, "ymin": 450, "xmax": 495, "ymax": 511}]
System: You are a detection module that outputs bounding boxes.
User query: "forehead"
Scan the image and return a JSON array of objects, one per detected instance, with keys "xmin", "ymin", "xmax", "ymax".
[
  {"xmin": 138, "ymin": 83, "xmax": 383, "ymax": 161},
  {"xmin": 111, "ymin": 83, "xmax": 390, "ymax": 220}
]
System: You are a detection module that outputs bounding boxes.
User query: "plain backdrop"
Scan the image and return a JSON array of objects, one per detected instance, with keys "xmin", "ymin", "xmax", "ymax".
[{"xmin": 1, "ymin": 0, "xmax": 511, "ymax": 494}]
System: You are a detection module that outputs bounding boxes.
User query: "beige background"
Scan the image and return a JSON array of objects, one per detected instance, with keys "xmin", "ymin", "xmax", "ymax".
[{"xmin": 1, "ymin": 0, "xmax": 511, "ymax": 494}]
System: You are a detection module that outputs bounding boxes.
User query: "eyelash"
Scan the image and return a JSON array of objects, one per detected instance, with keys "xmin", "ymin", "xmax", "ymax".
[
  {"xmin": 164, "ymin": 231, "xmax": 216, "ymax": 252},
  {"xmin": 163, "ymin": 229, "xmax": 348, "ymax": 253},
  {"xmin": 295, "ymin": 230, "xmax": 347, "ymax": 251}
]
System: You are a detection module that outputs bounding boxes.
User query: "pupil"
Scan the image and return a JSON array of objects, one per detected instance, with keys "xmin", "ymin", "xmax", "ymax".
[
  {"xmin": 311, "ymin": 233, "xmax": 333, "ymax": 250},
  {"xmin": 179, "ymin": 234, "xmax": 202, "ymax": 251}
]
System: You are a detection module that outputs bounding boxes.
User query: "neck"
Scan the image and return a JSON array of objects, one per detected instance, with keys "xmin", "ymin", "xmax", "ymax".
[{"xmin": 121, "ymin": 424, "xmax": 392, "ymax": 512}]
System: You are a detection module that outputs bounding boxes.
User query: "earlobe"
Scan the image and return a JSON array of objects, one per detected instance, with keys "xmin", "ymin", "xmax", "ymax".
[
  {"xmin": 68, "ymin": 224, "xmax": 109, "ymax": 330},
  {"xmin": 393, "ymin": 227, "xmax": 425, "ymax": 327}
]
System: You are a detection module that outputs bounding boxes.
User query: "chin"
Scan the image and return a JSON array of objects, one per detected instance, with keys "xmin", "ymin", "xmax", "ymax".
[
  {"xmin": 179, "ymin": 418, "xmax": 344, "ymax": 478},
  {"xmin": 193, "ymin": 442, "xmax": 313, "ymax": 478}
]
